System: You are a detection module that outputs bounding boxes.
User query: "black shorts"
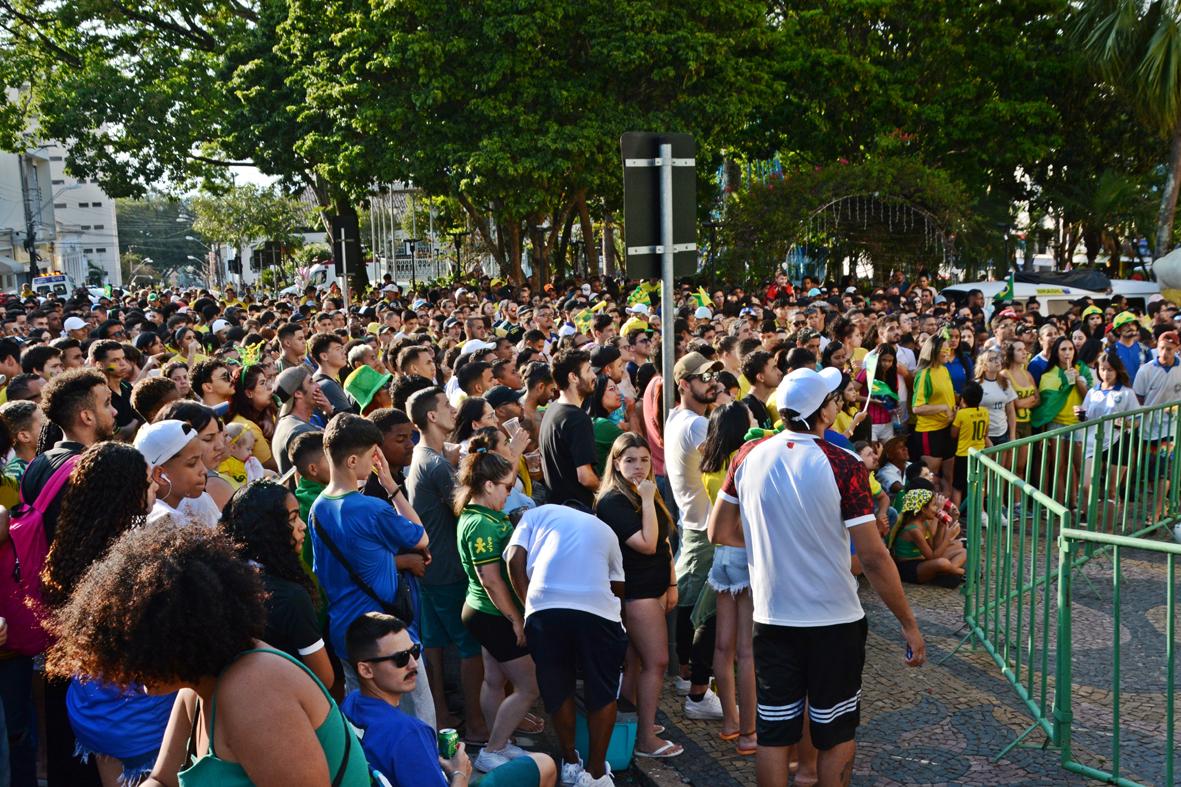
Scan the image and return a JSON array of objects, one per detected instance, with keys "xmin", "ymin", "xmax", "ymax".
[
  {"xmin": 953, "ymin": 456, "xmax": 969, "ymax": 493},
  {"xmin": 909, "ymin": 426, "xmax": 953, "ymax": 461},
  {"xmin": 753, "ymin": 618, "xmax": 867, "ymax": 750},
  {"xmin": 461, "ymin": 603, "xmax": 530, "ymax": 664},
  {"xmin": 525, "ymin": 609, "xmax": 627, "ymax": 714},
  {"xmin": 894, "ymin": 559, "xmax": 921, "ymax": 584}
]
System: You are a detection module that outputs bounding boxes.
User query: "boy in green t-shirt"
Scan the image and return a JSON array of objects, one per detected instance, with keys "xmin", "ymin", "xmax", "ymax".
[{"xmin": 949, "ymin": 381, "xmax": 990, "ymax": 508}]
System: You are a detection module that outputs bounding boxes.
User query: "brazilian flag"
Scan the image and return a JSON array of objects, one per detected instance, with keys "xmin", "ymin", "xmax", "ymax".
[{"xmin": 993, "ymin": 272, "xmax": 1015, "ymax": 304}]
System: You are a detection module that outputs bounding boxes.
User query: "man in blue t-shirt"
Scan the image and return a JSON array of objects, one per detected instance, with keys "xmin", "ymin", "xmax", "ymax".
[
  {"xmin": 342, "ymin": 613, "xmax": 553, "ymax": 787},
  {"xmin": 310, "ymin": 415, "xmax": 430, "ymax": 719}
]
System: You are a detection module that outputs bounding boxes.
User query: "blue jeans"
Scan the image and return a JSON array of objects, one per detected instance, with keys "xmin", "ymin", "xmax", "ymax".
[{"xmin": 0, "ymin": 657, "xmax": 36, "ymax": 787}]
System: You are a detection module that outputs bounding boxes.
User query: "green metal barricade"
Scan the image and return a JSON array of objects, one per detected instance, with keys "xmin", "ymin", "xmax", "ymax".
[
  {"xmin": 1057, "ymin": 528, "xmax": 1179, "ymax": 786},
  {"xmin": 959, "ymin": 399, "xmax": 1181, "ymax": 775}
]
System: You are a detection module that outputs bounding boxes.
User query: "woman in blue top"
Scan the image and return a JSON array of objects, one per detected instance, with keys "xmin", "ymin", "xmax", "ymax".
[
  {"xmin": 943, "ymin": 324, "xmax": 974, "ymax": 395},
  {"xmin": 45, "ymin": 525, "xmax": 370, "ymax": 787}
]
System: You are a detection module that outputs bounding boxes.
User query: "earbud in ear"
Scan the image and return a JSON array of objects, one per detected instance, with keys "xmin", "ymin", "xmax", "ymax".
[{"xmin": 160, "ymin": 472, "xmax": 171, "ymax": 483}]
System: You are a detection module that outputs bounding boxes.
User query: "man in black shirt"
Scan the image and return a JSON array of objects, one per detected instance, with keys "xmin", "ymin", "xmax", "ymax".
[
  {"xmin": 87, "ymin": 339, "xmax": 138, "ymax": 441},
  {"xmin": 740, "ymin": 349, "xmax": 782, "ymax": 430},
  {"xmin": 539, "ymin": 349, "xmax": 598, "ymax": 509}
]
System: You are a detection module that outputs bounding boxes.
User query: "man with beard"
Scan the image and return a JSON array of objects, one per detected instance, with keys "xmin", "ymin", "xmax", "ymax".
[
  {"xmin": 665, "ymin": 351, "xmax": 725, "ymax": 721},
  {"xmin": 539, "ymin": 349, "xmax": 598, "ymax": 509}
]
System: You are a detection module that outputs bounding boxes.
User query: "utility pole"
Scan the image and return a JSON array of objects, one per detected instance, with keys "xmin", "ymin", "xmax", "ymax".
[{"xmin": 338, "ymin": 231, "xmax": 353, "ymax": 322}]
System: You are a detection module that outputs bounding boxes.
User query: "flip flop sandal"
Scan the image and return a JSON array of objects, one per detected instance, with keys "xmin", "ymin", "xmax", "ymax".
[
  {"xmin": 719, "ymin": 730, "xmax": 741, "ymax": 742},
  {"xmin": 736, "ymin": 731, "xmax": 758, "ymax": 756},
  {"xmin": 635, "ymin": 741, "xmax": 684, "ymax": 759},
  {"xmin": 653, "ymin": 725, "xmax": 665, "ymax": 735}
]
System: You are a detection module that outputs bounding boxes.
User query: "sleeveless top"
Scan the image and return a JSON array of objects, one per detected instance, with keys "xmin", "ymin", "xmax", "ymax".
[{"xmin": 178, "ymin": 648, "xmax": 370, "ymax": 787}]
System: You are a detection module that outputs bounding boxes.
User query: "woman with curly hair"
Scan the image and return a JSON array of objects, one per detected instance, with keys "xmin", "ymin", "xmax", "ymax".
[
  {"xmin": 220, "ymin": 481, "xmax": 333, "ymax": 690},
  {"xmin": 46, "ymin": 525, "xmax": 371, "ymax": 786},
  {"xmin": 40, "ymin": 442, "xmax": 175, "ymax": 787},
  {"xmin": 227, "ymin": 364, "xmax": 278, "ymax": 471}
]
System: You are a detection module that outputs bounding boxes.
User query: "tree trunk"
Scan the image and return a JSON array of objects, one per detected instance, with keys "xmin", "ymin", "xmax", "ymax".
[
  {"xmin": 457, "ymin": 193, "xmax": 505, "ymax": 277},
  {"xmin": 328, "ymin": 197, "xmax": 367, "ymax": 297},
  {"xmin": 508, "ymin": 222, "xmax": 523, "ymax": 284},
  {"xmin": 1155, "ymin": 122, "xmax": 1181, "ymax": 257},
  {"xmin": 602, "ymin": 212, "xmax": 616, "ymax": 276},
  {"xmin": 557, "ymin": 212, "xmax": 574, "ymax": 279},
  {"xmin": 576, "ymin": 190, "xmax": 596, "ymax": 278}
]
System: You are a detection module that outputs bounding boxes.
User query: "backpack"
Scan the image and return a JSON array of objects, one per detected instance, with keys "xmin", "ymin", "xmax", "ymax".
[{"xmin": 0, "ymin": 455, "xmax": 78, "ymax": 656}]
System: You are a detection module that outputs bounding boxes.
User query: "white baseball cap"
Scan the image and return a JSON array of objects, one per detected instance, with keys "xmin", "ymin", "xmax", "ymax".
[
  {"xmin": 211, "ymin": 319, "xmax": 230, "ymax": 333},
  {"xmin": 627, "ymin": 303, "xmax": 650, "ymax": 317},
  {"xmin": 694, "ymin": 306, "xmax": 713, "ymax": 320},
  {"xmin": 134, "ymin": 419, "xmax": 197, "ymax": 468},
  {"xmin": 776, "ymin": 367, "xmax": 844, "ymax": 418},
  {"xmin": 460, "ymin": 339, "xmax": 496, "ymax": 356},
  {"xmin": 63, "ymin": 316, "xmax": 87, "ymax": 332}
]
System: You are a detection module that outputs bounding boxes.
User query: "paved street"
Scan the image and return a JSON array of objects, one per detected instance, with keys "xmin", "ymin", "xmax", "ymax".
[{"xmin": 631, "ymin": 542, "xmax": 1180, "ymax": 786}]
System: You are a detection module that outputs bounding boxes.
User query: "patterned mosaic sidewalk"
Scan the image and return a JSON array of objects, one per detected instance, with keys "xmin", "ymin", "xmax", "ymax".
[{"xmin": 632, "ymin": 547, "xmax": 1180, "ymax": 787}]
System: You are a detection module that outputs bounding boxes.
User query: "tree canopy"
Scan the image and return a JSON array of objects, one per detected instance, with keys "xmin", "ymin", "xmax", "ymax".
[{"xmin": 0, "ymin": 0, "xmax": 1174, "ymax": 284}]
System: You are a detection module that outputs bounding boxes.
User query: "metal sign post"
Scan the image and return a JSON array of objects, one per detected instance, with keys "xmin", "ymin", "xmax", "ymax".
[
  {"xmin": 620, "ymin": 132, "xmax": 696, "ymax": 416},
  {"xmin": 659, "ymin": 143, "xmax": 676, "ymax": 415},
  {"xmin": 338, "ymin": 233, "xmax": 351, "ymax": 322}
]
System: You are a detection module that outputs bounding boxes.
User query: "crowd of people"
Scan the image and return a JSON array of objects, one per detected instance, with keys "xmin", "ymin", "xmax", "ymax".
[{"xmin": 0, "ymin": 269, "xmax": 1172, "ymax": 786}]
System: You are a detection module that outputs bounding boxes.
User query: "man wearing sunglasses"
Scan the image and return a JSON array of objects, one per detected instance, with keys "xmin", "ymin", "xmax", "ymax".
[
  {"xmin": 342, "ymin": 612, "xmax": 556, "ymax": 787},
  {"xmin": 665, "ymin": 351, "xmax": 724, "ymax": 721}
]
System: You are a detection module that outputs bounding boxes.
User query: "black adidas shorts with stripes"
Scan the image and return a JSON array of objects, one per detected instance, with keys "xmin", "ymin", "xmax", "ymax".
[{"xmin": 752, "ymin": 617, "xmax": 868, "ymax": 749}]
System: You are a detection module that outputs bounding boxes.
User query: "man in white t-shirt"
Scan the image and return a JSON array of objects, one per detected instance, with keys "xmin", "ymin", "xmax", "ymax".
[
  {"xmin": 708, "ymin": 367, "xmax": 925, "ymax": 786},
  {"xmin": 505, "ymin": 505, "xmax": 627, "ymax": 787},
  {"xmin": 1133, "ymin": 331, "xmax": 1181, "ymax": 519},
  {"xmin": 664, "ymin": 351, "xmax": 725, "ymax": 720}
]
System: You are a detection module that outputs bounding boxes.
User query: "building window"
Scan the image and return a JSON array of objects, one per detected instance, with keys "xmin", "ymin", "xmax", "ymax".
[
  {"xmin": 54, "ymin": 203, "xmax": 66, "ymax": 209},
  {"xmin": 77, "ymin": 202, "xmax": 88, "ymax": 208},
  {"xmin": 49, "ymin": 156, "xmax": 62, "ymax": 161},
  {"xmin": 80, "ymin": 225, "xmax": 91, "ymax": 231},
  {"xmin": 51, "ymin": 179, "xmax": 64, "ymax": 185},
  {"xmin": 96, "ymin": 248, "xmax": 107, "ymax": 253},
  {"xmin": 84, "ymin": 249, "xmax": 94, "ymax": 254},
  {"xmin": 93, "ymin": 224, "xmax": 104, "ymax": 230},
  {"xmin": 91, "ymin": 201, "xmax": 102, "ymax": 207}
]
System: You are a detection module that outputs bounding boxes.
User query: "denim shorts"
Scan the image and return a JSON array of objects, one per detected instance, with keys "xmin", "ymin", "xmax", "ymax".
[{"xmin": 707, "ymin": 545, "xmax": 750, "ymax": 595}]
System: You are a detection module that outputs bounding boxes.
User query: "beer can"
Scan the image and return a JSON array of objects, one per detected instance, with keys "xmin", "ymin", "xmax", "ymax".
[{"xmin": 438, "ymin": 728, "xmax": 460, "ymax": 759}]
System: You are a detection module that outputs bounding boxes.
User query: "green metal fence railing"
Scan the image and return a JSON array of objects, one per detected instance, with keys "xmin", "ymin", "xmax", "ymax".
[
  {"xmin": 957, "ymin": 399, "xmax": 1181, "ymax": 780},
  {"xmin": 1057, "ymin": 528, "xmax": 1179, "ymax": 787}
]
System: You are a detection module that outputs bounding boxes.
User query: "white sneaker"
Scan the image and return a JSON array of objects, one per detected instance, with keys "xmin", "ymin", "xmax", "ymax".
[
  {"xmin": 684, "ymin": 688, "xmax": 724, "ymax": 720},
  {"xmin": 474, "ymin": 746, "xmax": 513, "ymax": 772},
  {"xmin": 575, "ymin": 769, "xmax": 615, "ymax": 787},
  {"xmin": 673, "ymin": 676, "xmax": 692, "ymax": 696},
  {"xmin": 499, "ymin": 742, "xmax": 531, "ymax": 760},
  {"xmin": 559, "ymin": 753, "xmax": 584, "ymax": 786}
]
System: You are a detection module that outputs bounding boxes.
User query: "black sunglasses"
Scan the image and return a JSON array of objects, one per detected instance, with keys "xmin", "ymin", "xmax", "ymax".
[{"xmin": 364, "ymin": 643, "xmax": 422, "ymax": 668}]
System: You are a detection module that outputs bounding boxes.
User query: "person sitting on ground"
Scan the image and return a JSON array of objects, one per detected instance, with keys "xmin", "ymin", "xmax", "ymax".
[
  {"xmin": 342, "ymin": 612, "xmax": 556, "ymax": 787},
  {"xmin": 886, "ymin": 486, "xmax": 966, "ymax": 585}
]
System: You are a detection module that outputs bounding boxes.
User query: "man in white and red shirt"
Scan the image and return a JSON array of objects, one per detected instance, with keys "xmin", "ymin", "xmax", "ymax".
[{"xmin": 708, "ymin": 367, "xmax": 925, "ymax": 786}]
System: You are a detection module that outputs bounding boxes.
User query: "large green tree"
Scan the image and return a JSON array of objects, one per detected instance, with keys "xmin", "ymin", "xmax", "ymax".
[
  {"xmin": 1072, "ymin": 0, "xmax": 1181, "ymax": 256},
  {"xmin": 0, "ymin": 0, "xmax": 368, "ymax": 288},
  {"xmin": 116, "ymin": 196, "xmax": 206, "ymax": 279},
  {"xmin": 281, "ymin": 0, "xmax": 773, "ymax": 284}
]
